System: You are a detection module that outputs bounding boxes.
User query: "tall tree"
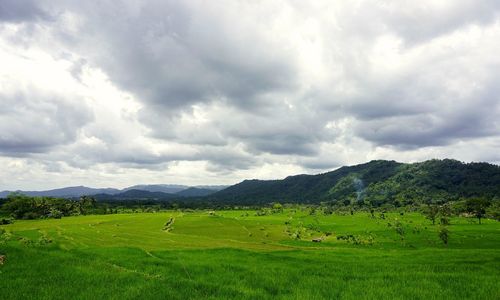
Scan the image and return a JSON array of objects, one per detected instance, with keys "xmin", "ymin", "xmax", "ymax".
[{"xmin": 465, "ymin": 198, "xmax": 490, "ymax": 224}]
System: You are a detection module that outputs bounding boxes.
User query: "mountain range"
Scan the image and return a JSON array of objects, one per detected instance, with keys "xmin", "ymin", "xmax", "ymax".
[
  {"xmin": 0, "ymin": 184, "xmax": 226, "ymax": 199},
  {"xmin": 1, "ymin": 159, "xmax": 499, "ymax": 206}
]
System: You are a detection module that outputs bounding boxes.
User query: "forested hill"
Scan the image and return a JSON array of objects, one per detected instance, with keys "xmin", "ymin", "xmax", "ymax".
[{"xmin": 210, "ymin": 159, "xmax": 500, "ymax": 206}]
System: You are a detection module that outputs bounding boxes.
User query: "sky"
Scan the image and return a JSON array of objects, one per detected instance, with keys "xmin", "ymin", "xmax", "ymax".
[{"xmin": 1, "ymin": 0, "xmax": 500, "ymax": 190}]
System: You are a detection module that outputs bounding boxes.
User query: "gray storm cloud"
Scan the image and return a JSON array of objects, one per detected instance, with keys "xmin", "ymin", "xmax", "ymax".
[
  {"xmin": 0, "ymin": 0, "xmax": 499, "ymax": 189},
  {"xmin": 0, "ymin": 90, "xmax": 93, "ymax": 155}
]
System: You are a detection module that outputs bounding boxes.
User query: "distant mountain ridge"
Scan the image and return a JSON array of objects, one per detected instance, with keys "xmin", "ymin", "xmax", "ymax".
[
  {"xmin": 0, "ymin": 184, "xmax": 227, "ymax": 198},
  {"xmin": 0, "ymin": 186, "xmax": 121, "ymax": 198},
  {"xmin": 93, "ymin": 187, "xmax": 219, "ymax": 201},
  {"xmin": 93, "ymin": 189, "xmax": 179, "ymax": 201},
  {"xmin": 123, "ymin": 184, "xmax": 188, "ymax": 194},
  {"xmin": 176, "ymin": 187, "xmax": 218, "ymax": 197}
]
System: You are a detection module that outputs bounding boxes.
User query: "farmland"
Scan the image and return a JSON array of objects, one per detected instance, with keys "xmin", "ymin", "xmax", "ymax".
[{"xmin": 0, "ymin": 210, "xmax": 499, "ymax": 299}]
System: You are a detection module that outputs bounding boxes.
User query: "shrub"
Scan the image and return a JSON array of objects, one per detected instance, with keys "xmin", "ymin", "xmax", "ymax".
[
  {"xmin": 438, "ymin": 226, "xmax": 449, "ymax": 246},
  {"xmin": 38, "ymin": 234, "xmax": 52, "ymax": 246},
  {"xmin": 0, "ymin": 218, "xmax": 13, "ymax": 225},
  {"xmin": 48, "ymin": 209, "xmax": 63, "ymax": 219},
  {"xmin": 336, "ymin": 234, "xmax": 373, "ymax": 245},
  {"xmin": 18, "ymin": 237, "xmax": 34, "ymax": 247},
  {"xmin": 272, "ymin": 203, "xmax": 283, "ymax": 213},
  {"xmin": 486, "ymin": 201, "xmax": 500, "ymax": 221},
  {"xmin": 394, "ymin": 219, "xmax": 405, "ymax": 241},
  {"xmin": 440, "ymin": 217, "xmax": 450, "ymax": 225}
]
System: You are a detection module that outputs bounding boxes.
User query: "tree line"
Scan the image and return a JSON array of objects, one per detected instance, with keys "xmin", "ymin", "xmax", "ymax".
[
  {"xmin": 1, "ymin": 192, "xmax": 498, "ymax": 223},
  {"xmin": 0, "ymin": 193, "xmax": 98, "ymax": 220}
]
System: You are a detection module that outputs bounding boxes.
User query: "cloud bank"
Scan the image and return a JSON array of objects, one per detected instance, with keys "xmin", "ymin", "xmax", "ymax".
[{"xmin": 1, "ymin": 0, "xmax": 499, "ymax": 189}]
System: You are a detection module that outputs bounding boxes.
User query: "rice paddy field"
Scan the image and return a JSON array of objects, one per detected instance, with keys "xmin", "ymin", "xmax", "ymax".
[{"xmin": 0, "ymin": 210, "xmax": 499, "ymax": 299}]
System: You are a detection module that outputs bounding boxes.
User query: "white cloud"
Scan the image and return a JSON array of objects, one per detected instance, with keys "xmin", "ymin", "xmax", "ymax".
[{"xmin": 0, "ymin": 0, "xmax": 499, "ymax": 190}]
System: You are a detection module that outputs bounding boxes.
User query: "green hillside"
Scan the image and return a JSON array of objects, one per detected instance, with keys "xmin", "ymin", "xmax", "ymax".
[{"xmin": 212, "ymin": 159, "xmax": 500, "ymax": 205}]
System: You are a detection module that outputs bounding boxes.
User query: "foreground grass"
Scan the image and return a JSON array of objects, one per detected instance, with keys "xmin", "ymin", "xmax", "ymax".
[{"xmin": 1, "ymin": 211, "xmax": 499, "ymax": 299}]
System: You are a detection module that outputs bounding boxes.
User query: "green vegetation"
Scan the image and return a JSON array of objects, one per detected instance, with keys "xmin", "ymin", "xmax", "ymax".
[
  {"xmin": 212, "ymin": 159, "xmax": 500, "ymax": 205},
  {"xmin": 1, "ymin": 193, "xmax": 98, "ymax": 219},
  {"xmin": 1, "ymin": 209, "xmax": 498, "ymax": 299},
  {"xmin": 465, "ymin": 198, "xmax": 491, "ymax": 224},
  {"xmin": 0, "ymin": 159, "xmax": 498, "ymax": 298}
]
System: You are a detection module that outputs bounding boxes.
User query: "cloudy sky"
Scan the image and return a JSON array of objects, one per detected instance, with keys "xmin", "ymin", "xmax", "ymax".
[{"xmin": 1, "ymin": 0, "xmax": 500, "ymax": 190}]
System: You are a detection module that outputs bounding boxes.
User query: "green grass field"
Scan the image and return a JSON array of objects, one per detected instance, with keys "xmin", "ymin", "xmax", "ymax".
[{"xmin": 1, "ymin": 210, "xmax": 499, "ymax": 299}]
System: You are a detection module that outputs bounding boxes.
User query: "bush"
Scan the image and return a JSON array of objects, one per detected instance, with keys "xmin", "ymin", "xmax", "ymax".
[
  {"xmin": 486, "ymin": 201, "xmax": 500, "ymax": 221},
  {"xmin": 38, "ymin": 235, "xmax": 52, "ymax": 246},
  {"xmin": 18, "ymin": 237, "xmax": 34, "ymax": 247},
  {"xmin": 0, "ymin": 228, "xmax": 9, "ymax": 244},
  {"xmin": 0, "ymin": 218, "xmax": 13, "ymax": 225},
  {"xmin": 438, "ymin": 226, "xmax": 449, "ymax": 246},
  {"xmin": 394, "ymin": 219, "xmax": 405, "ymax": 241},
  {"xmin": 336, "ymin": 234, "xmax": 373, "ymax": 245},
  {"xmin": 23, "ymin": 212, "xmax": 39, "ymax": 220},
  {"xmin": 48, "ymin": 209, "xmax": 63, "ymax": 219},
  {"xmin": 440, "ymin": 217, "xmax": 450, "ymax": 225}
]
